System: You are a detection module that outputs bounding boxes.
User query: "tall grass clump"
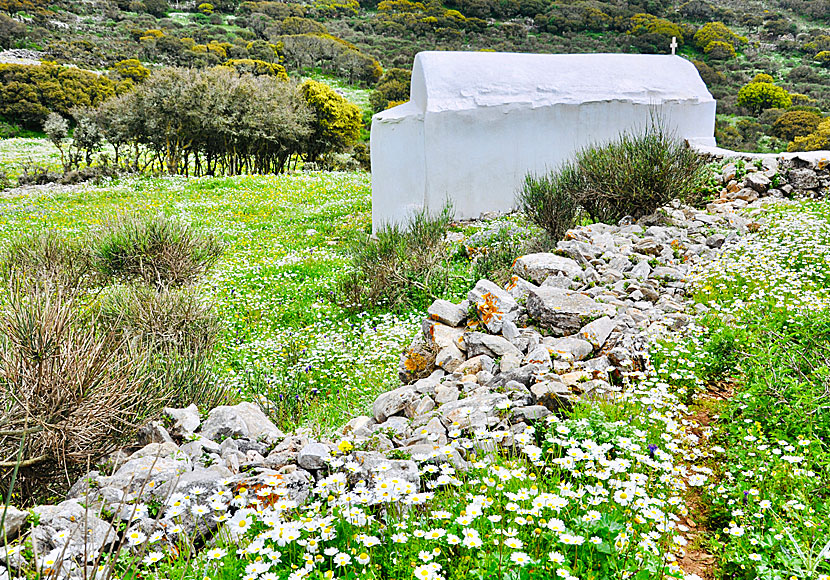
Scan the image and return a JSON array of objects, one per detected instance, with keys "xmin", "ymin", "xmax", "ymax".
[
  {"xmin": 94, "ymin": 213, "xmax": 223, "ymax": 287},
  {"xmin": 0, "ymin": 215, "xmax": 229, "ymax": 502},
  {"xmin": 337, "ymin": 204, "xmax": 456, "ymax": 312},
  {"xmin": 518, "ymin": 165, "xmax": 584, "ymax": 242},
  {"xmin": 96, "ymin": 285, "xmax": 228, "ymax": 410},
  {"xmin": 0, "ymin": 286, "xmax": 156, "ymax": 501},
  {"xmin": 521, "ymin": 122, "xmax": 707, "ymax": 235},
  {"xmin": 0, "ymin": 230, "xmax": 92, "ymax": 291}
]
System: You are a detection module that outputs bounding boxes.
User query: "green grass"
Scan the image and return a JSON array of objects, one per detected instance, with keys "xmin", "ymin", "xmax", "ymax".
[
  {"xmin": 0, "ymin": 171, "xmax": 424, "ymax": 433},
  {"xmin": 653, "ymin": 199, "xmax": 830, "ymax": 579},
  {"xmin": 0, "ymin": 137, "xmax": 63, "ymax": 179}
]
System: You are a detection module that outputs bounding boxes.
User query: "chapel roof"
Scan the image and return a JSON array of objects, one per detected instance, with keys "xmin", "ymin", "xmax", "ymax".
[{"xmin": 408, "ymin": 51, "xmax": 714, "ymax": 112}]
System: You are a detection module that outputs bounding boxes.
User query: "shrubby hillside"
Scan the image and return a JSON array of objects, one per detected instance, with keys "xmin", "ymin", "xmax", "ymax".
[{"xmin": 0, "ymin": 0, "xmax": 828, "ymax": 154}]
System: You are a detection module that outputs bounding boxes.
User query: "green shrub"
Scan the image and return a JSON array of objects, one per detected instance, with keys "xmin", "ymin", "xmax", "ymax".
[
  {"xmin": 94, "ymin": 213, "xmax": 223, "ymax": 287},
  {"xmin": 337, "ymin": 205, "xmax": 454, "ymax": 312},
  {"xmin": 788, "ymin": 117, "xmax": 830, "ymax": 151},
  {"xmin": 222, "ymin": 58, "xmax": 289, "ymax": 79},
  {"xmin": 703, "ymin": 40, "xmax": 736, "ymax": 59},
  {"xmin": 0, "ymin": 230, "xmax": 91, "ymax": 291},
  {"xmin": 771, "ymin": 110, "xmax": 823, "ymax": 141},
  {"xmin": 0, "ymin": 63, "xmax": 125, "ymax": 130},
  {"xmin": 751, "ymin": 72, "xmax": 775, "ymax": 83},
  {"xmin": 523, "ymin": 123, "xmax": 707, "ymax": 230},
  {"xmin": 694, "ymin": 21, "xmax": 747, "ymax": 51},
  {"xmin": 109, "ymin": 59, "xmax": 150, "ymax": 83},
  {"xmin": 517, "ymin": 168, "xmax": 582, "ymax": 242},
  {"xmin": 96, "ymin": 284, "xmax": 228, "ymax": 410},
  {"xmin": 467, "ymin": 223, "xmax": 540, "ymax": 285},
  {"xmin": 737, "ymin": 81, "xmax": 792, "ymax": 113}
]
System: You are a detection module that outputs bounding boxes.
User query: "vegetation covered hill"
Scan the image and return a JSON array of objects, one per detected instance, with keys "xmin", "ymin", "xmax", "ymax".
[{"xmin": 0, "ymin": 0, "xmax": 829, "ymax": 155}]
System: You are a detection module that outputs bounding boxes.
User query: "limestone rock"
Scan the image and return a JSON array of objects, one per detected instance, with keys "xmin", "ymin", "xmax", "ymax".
[
  {"xmin": 136, "ymin": 421, "xmax": 174, "ymax": 446},
  {"xmin": 398, "ymin": 333, "xmax": 437, "ymax": 383},
  {"xmin": 577, "ymin": 316, "xmax": 616, "ymax": 349},
  {"xmin": 434, "ymin": 384, "xmax": 460, "ymax": 404},
  {"xmin": 163, "ymin": 404, "xmax": 201, "ymax": 436},
  {"xmin": 298, "ymin": 442, "xmax": 331, "ymax": 470},
  {"xmin": 439, "ymin": 393, "xmax": 508, "ymax": 430},
  {"xmin": 406, "ymin": 443, "xmax": 468, "ymax": 471},
  {"xmin": 0, "ymin": 507, "xmax": 27, "ymax": 542},
  {"xmin": 526, "ymin": 287, "xmax": 616, "ymax": 335},
  {"xmin": 511, "ymin": 405, "xmax": 552, "ymax": 422},
  {"xmin": 201, "ymin": 402, "xmax": 284, "ymax": 443},
  {"xmin": 456, "ymin": 355, "xmax": 494, "ymax": 376},
  {"xmin": 435, "ymin": 344, "xmax": 465, "ymax": 373},
  {"xmin": 513, "ymin": 253, "xmax": 582, "ymax": 285},
  {"xmin": 423, "ymin": 320, "xmax": 465, "ymax": 351},
  {"xmin": 705, "ymin": 233, "xmax": 725, "ymax": 248},
  {"xmin": 544, "ymin": 336, "xmax": 594, "ymax": 361},
  {"xmin": 413, "ymin": 395, "xmax": 436, "ymax": 417},
  {"xmin": 530, "ymin": 380, "xmax": 574, "ymax": 410},
  {"xmin": 350, "ymin": 451, "xmax": 420, "ymax": 488},
  {"xmin": 464, "ymin": 332, "xmax": 522, "ymax": 358},
  {"xmin": 522, "ymin": 344, "xmax": 552, "ymax": 371},
  {"xmin": 634, "ymin": 238, "xmax": 662, "ymax": 256},
  {"xmin": 341, "ymin": 415, "xmax": 373, "ymax": 437},
  {"xmin": 373, "ymin": 385, "xmax": 419, "ymax": 423},
  {"xmin": 32, "ymin": 499, "xmax": 116, "ymax": 559},
  {"xmin": 427, "ymin": 299, "xmax": 467, "ymax": 327},
  {"xmin": 744, "ymin": 172, "xmax": 770, "ymax": 193},
  {"xmin": 505, "ymin": 275, "xmax": 539, "ymax": 301},
  {"xmin": 788, "ymin": 168, "xmax": 818, "ymax": 190},
  {"xmin": 467, "ymin": 279, "xmax": 519, "ymax": 334}
]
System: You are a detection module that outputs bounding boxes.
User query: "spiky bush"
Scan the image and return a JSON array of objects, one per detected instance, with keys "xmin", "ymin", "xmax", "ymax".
[
  {"xmin": 94, "ymin": 213, "xmax": 223, "ymax": 287},
  {"xmin": 518, "ymin": 168, "xmax": 583, "ymax": 243},
  {"xmin": 521, "ymin": 122, "xmax": 707, "ymax": 233},
  {"xmin": 337, "ymin": 205, "xmax": 454, "ymax": 312}
]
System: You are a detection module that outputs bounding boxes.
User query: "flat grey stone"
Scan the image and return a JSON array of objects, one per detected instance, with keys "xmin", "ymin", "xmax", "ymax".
[
  {"xmin": 522, "ymin": 344, "xmax": 552, "ymax": 371},
  {"xmin": 513, "ymin": 253, "xmax": 582, "ymax": 285},
  {"xmin": 526, "ymin": 287, "xmax": 617, "ymax": 336},
  {"xmin": 427, "ymin": 299, "xmax": 467, "ymax": 327},
  {"xmin": 511, "ymin": 405, "xmax": 552, "ymax": 422},
  {"xmin": 163, "ymin": 404, "xmax": 201, "ymax": 435},
  {"xmin": 297, "ymin": 442, "xmax": 331, "ymax": 470},
  {"xmin": 744, "ymin": 172, "xmax": 770, "ymax": 193},
  {"xmin": 200, "ymin": 402, "xmax": 284, "ymax": 443},
  {"xmin": 0, "ymin": 507, "xmax": 27, "ymax": 541},
  {"xmin": 373, "ymin": 385, "xmax": 419, "ymax": 423},
  {"xmin": 464, "ymin": 332, "xmax": 522, "ymax": 358},
  {"xmin": 32, "ymin": 499, "xmax": 116, "ymax": 558},
  {"xmin": 435, "ymin": 343, "xmax": 464, "ymax": 373},
  {"xmin": 577, "ymin": 316, "xmax": 616, "ymax": 349},
  {"xmin": 545, "ymin": 336, "xmax": 594, "ymax": 361}
]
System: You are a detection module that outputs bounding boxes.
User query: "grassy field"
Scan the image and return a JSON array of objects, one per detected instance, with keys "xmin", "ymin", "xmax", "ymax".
[
  {"xmin": 655, "ymin": 198, "xmax": 830, "ymax": 579},
  {"xmin": 0, "ymin": 171, "xmax": 429, "ymax": 432},
  {"xmin": 0, "ymin": 137, "xmax": 63, "ymax": 179}
]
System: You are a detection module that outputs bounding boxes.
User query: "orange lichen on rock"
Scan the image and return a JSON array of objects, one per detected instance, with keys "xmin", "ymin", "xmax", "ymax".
[{"xmin": 477, "ymin": 292, "xmax": 503, "ymax": 325}]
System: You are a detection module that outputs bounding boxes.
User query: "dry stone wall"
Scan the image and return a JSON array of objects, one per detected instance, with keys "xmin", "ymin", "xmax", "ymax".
[{"xmin": 3, "ymin": 158, "xmax": 827, "ymax": 578}]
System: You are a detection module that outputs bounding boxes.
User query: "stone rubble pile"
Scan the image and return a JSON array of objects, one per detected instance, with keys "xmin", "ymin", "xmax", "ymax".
[
  {"xmin": 4, "ymin": 155, "xmax": 826, "ymax": 578},
  {"xmin": 706, "ymin": 153, "xmax": 829, "ymax": 206}
]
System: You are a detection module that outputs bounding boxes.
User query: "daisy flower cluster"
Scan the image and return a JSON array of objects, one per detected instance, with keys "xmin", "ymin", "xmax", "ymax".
[{"xmin": 654, "ymin": 198, "xmax": 830, "ymax": 578}]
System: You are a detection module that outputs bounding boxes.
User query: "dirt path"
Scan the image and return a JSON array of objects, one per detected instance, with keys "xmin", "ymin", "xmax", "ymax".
[{"xmin": 678, "ymin": 381, "xmax": 735, "ymax": 580}]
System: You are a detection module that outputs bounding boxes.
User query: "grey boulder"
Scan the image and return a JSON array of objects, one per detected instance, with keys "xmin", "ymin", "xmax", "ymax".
[
  {"xmin": 526, "ymin": 287, "xmax": 616, "ymax": 335},
  {"xmin": 200, "ymin": 402, "xmax": 284, "ymax": 443},
  {"xmin": 513, "ymin": 253, "xmax": 582, "ymax": 285}
]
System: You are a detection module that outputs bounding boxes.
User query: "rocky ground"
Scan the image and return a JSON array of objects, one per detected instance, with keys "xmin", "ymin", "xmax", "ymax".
[{"xmin": 1, "ymin": 152, "xmax": 828, "ymax": 580}]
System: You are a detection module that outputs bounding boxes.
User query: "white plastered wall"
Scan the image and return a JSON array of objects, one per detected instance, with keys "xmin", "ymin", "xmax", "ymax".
[{"xmin": 371, "ymin": 51, "xmax": 717, "ymax": 231}]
